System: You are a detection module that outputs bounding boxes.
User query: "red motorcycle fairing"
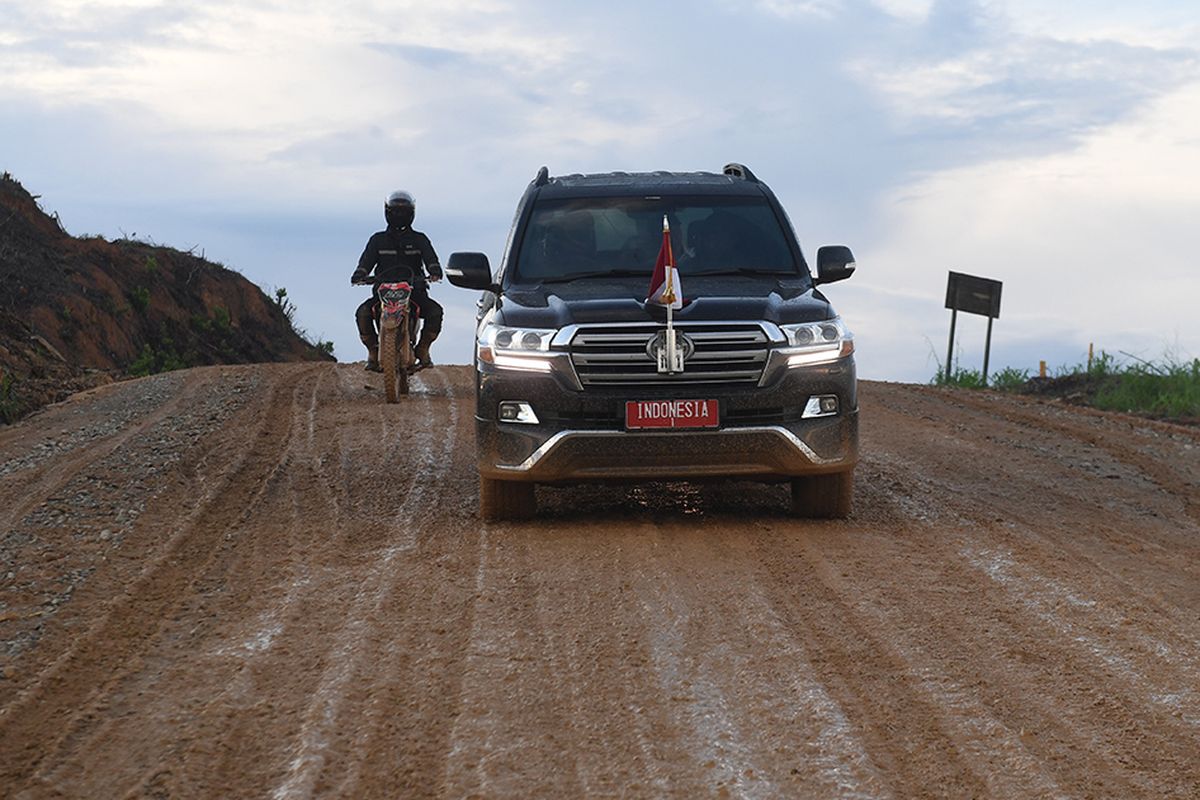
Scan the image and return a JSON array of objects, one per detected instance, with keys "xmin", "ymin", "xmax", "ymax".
[{"xmin": 372, "ymin": 282, "xmax": 420, "ymax": 324}]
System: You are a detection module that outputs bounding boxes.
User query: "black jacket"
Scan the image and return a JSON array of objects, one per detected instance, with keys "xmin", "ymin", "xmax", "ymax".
[{"xmin": 355, "ymin": 226, "xmax": 441, "ymax": 285}]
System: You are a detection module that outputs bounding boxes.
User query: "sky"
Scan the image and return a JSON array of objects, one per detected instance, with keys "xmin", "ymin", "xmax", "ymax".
[{"xmin": 2, "ymin": 0, "xmax": 1198, "ymax": 382}]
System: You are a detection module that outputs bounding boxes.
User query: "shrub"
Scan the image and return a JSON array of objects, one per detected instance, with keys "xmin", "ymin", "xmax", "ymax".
[
  {"xmin": 129, "ymin": 286, "xmax": 151, "ymax": 313},
  {"xmin": 0, "ymin": 370, "xmax": 24, "ymax": 425},
  {"xmin": 128, "ymin": 341, "xmax": 187, "ymax": 376},
  {"xmin": 212, "ymin": 306, "xmax": 231, "ymax": 333},
  {"xmin": 990, "ymin": 366, "xmax": 1031, "ymax": 392}
]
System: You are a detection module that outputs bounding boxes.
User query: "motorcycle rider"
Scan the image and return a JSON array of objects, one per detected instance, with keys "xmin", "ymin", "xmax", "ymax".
[{"xmin": 351, "ymin": 190, "xmax": 444, "ymax": 371}]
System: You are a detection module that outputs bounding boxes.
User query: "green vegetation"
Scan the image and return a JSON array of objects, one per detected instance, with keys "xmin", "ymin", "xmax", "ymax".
[
  {"xmin": 0, "ymin": 370, "xmax": 23, "ymax": 425},
  {"xmin": 271, "ymin": 286, "xmax": 334, "ymax": 359},
  {"xmin": 129, "ymin": 341, "xmax": 187, "ymax": 376},
  {"xmin": 189, "ymin": 306, "xmax": 231, "ymax": 335},
  {"xmin": 936, "ymin": 364, "xmax": 987, "ymax": 389},
  {"xmin": 212, "ymin": 305, "xmax": 231, "ymax": 333},
  {"xmin": 144, "ymin": 255, "xmax": 159, "ymax": 274},
  {"xmin": 273, "ymin": 287, "xmax": 296, "ymax": 325},
  {"xmin": 1092, "ymin": 357, "xmax": 1200, "ymax": 419},
  {"xmin": 932, "ymin": 349, "xmax": 1200, "ymax": 422},
  {"xmin": 129, "ymin": 286, "xmax": 151, "ymax": 313},
  {"xmin": 988, "ymin": 366, "xmax": 1031, "ymax": 392}
]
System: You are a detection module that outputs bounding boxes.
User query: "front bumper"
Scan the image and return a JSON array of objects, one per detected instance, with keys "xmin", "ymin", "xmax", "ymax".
[{"xmin": 475, "ymin": 355, "xmax": 858, "ymax": 483}]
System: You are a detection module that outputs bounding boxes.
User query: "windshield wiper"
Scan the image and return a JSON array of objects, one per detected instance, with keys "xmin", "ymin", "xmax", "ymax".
[{"xmin": 538, "ymin": 269, "xmax": 648, "ymax": 284}]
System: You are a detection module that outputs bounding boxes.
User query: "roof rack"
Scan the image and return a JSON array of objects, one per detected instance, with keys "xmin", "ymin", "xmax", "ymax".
[{"xmin": 722, "ymin": 163, "xmax": 759, "ymax": 183}]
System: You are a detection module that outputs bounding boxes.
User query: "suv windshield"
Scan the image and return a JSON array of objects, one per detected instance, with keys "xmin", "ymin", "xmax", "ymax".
[{"xmin": 513, "ymin": 194, "xmax": 801, "ymax": 284}]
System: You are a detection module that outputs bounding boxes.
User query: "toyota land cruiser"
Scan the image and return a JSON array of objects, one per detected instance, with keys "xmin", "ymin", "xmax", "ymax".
[{"xmin": 447, "ymin": 163, "xmax": 858, "ymax": 521}]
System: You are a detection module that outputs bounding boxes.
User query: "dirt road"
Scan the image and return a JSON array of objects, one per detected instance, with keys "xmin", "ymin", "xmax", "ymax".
[{"xmin": 1, "ymin": 363, "xmax": 1198, "ymax": 798}]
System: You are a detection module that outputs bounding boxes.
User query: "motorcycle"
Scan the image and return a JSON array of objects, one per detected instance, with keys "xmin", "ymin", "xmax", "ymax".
[{"xmin": 354, "ymin": 279, "xmax": 421, "ymax": 402}]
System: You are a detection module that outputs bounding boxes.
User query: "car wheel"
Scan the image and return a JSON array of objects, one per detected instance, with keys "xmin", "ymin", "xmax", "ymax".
[
  {"xmin": 480, "ymin": 476, "xmax": 537, "ymax": 521},
  {"xmin": 791, "ymin": 470, "xmax": 853, "ymax": 519}
]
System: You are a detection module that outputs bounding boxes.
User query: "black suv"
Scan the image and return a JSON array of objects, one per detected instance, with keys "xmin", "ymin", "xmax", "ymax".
[{"xmin": 447, "ymin": 164, "xmax": 858, "ymax": 520}]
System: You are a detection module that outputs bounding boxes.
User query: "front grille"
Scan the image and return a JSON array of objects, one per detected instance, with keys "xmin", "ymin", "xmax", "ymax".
[{"xmin": 569, "ymin": 323, "xmax": 771, "ymax": 386}]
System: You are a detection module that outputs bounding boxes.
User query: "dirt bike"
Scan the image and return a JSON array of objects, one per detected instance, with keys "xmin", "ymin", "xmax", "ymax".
[{"xmin": 355, "ymin": 279, "xmax": 420, "ymax": 402}]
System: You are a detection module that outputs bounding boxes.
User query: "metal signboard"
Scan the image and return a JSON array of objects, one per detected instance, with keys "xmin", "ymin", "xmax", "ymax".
[
  {"xmin": 945, "ymin": 271, "xmax": 1002, "ymax": 319},
  {"xmin": 943, "ymin": 271, "xmax": 1004, "ymax": 386}
]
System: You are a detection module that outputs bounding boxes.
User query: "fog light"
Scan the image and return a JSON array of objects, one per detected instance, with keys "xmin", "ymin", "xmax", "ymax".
[
  {"xmin": 802, "ymin": 395, "xmax": 839, "ymax": 418},
  {"xmin": 498, "ymin": 401, "xmax": 539, "ymax": 424}
]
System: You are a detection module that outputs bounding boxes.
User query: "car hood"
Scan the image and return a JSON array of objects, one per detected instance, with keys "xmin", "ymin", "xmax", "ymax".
[{"xmin": 495, "ymin": 275, "xmax": 836, "ymax": 328}]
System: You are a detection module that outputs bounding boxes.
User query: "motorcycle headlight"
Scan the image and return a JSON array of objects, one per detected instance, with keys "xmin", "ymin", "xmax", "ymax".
[
  {"xmin": 780, "ymin": 317, "xmax": 854, "ymax": 367},
  {"xmin": 478, "ymin": 321, "xmax": 556, "ymax": 371}
]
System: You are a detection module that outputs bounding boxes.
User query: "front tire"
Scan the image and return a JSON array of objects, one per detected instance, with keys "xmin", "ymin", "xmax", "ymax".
[
  {"xmin": 398, "ymin": 315, "xmax": 412, "ymax": 396},
  {"xmin": 480, "ymin": 477, "xmax": 536, "ymax": 521},
  {"xmin": 791, "ymin": 470, "xmax": 854, "ymax": 519},
  {"xmin": 381, "ymin": 326, "xmax": 399, "ymax": 404}
]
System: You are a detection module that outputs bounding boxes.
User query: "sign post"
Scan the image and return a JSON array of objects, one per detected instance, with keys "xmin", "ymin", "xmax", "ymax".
[{"xmin": 944, "ymin": 271, "xmax": 1003, "ymax": 386}]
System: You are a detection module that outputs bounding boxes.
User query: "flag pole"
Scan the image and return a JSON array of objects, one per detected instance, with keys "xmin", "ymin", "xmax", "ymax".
[{"xmin": 663, "ymin": 215, "xmax": 678, "ymax": 373}]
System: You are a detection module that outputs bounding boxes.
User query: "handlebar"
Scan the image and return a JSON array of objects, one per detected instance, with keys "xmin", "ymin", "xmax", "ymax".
[{"xmin": 351, "ymin": 275, "xmax": 441, "ymax": 287}]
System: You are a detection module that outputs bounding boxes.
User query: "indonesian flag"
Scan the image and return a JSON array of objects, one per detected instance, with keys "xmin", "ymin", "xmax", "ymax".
[{"xmin": 646, "ymin": 215, "xmax": 682, "ymax": 309}]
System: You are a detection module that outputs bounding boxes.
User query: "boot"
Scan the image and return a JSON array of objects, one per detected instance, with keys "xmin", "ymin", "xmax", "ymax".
[
  {"xmin": 361, "ymin": 335, "xmax": 382, "ymax": 373},
  {"xmin": 414, "ymin": 329, "xmax": 438, "ymax": 368}
]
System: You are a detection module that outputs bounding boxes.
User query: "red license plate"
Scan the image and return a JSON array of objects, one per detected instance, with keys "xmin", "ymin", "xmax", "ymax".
[{"xmin": 625, "ymin": 399, "xmax": 719, "ymax": 430}]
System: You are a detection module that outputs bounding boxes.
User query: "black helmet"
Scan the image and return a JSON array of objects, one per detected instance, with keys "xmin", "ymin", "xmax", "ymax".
[{"xmin": 384, "ymin": 190, "xmax": 415, "ymax": 228}]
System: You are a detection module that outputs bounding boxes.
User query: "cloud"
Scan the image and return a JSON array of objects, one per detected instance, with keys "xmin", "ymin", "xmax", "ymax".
[
  {"xmin": 366, "ymin": 42, "xmax": 475, "ymax": 69},
  {"xmin": 848, "ymin": 80, "xmax": 1200, "ymax": 381},
  {"xmin": 748, "ymin": 0, "xmax": 844, "ymax": 19},
  {"xmin": 271, "ymin": 127, "xmax": 422, "ymax": 169},
  {"xmin": 2, "ymin": 0, "xmax": 1199, "ymax": 371}
]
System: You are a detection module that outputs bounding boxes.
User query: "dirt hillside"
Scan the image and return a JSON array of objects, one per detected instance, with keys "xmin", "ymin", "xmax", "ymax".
[
  {"xmin": 0, "ymin": 173, "xmax": 332, "ymax": 422},
  {"xmin": 0, "ymin": 364, "xmax": 1197, "ymax": 798}
]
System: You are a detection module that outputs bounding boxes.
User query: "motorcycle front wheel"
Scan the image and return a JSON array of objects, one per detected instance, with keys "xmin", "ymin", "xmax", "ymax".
[
  {"xmin": 381, "ymin": 325, "xmax": 400, "ymax": 404},
  {"xmin": 398, "ymin": 314, "xmax": 411, "ymax": 396}
]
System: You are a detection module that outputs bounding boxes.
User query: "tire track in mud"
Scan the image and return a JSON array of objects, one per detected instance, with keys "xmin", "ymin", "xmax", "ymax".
[
  {"xmin": 330, "ymin": 370, "xmax": 482, "ymax": 798},
  {"xmin": 0, "ymin": 371, "xmax": 186, "ymax": 483},
  {"xmin": 627, "ymin": 527, "xmax": 890, "ymax": 800},
  {"xmin": 864, "ymin": 385, "xmax": 1200, "ymax": 638},
  {"xmin": 961, "ymin": 543, "xmax": 1200, "ymax": 728},
  {"xmin": 438, "ymin": 522, "xmax": 635, "ymax": 798},
  {"xmin": 836, "ymin": 457, "xmax": 1200, "ymax": 796},
  {"xmin": 122, "ymin": 366, "xmax": 358, "ymax": 798},
  {"xmin": 884, "ymin": 385, "xmax": 1200, "ymax": 525},
  {"xmin": 80, "ymin": 368, "xmax": 345, "ymax": 798},
  {"xmin": 0, "ymin": 368, "xmax": 261, "ymax": 678},
  {"xmin": 440, "ymin": 515, "xmax": 890, "ymax": 799},
  {"xmin": 14, "ymin": 365, "xmax": 414, "ymax": 797},
  {"xmin": 270, "ymin": 368, "xmax": 465, "ymax": 800},
  {"xmin": 6, "ymin": 373, "xmax": 1200, "ymax": 798},
  {"xmin": 0, "ymin": 365, "xmax": 320, "ymax": 788},
  {"xmin": 746, "ymin": 518, "xmax": 1080, "ymax": 800}
]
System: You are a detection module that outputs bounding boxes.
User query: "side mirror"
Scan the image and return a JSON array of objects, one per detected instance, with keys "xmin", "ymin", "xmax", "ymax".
[
  {"xmin": 815, "ymin": 245, "xmax": 856, "ymax": 285},
  {"xmin": 446, "ymin": 251, "xmax": 495, "ymax": 291}
]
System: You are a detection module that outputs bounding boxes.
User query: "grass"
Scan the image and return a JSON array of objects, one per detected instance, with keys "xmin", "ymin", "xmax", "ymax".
[
  {"xmin": 1091, "ymin": 357, "xmax": 1200, "ymax": 419},
  {"xmin": 932, "ymin": 349, "xmax": 1200, "ymax": 423}
]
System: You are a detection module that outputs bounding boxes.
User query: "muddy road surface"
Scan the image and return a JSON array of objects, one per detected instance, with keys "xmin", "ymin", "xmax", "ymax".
[{"xmin": 1, "ymin": 363, "xmax": 1198, "ymax": 798}]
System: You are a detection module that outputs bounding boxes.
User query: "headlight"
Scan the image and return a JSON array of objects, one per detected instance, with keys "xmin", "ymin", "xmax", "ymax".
[
  {"xmin": 478, "ymin": 321, "xmax": 557, "ymax": 371},
  {"xmin": 780, "ymin": 317, "xmax": 854, "ymax": 367}
]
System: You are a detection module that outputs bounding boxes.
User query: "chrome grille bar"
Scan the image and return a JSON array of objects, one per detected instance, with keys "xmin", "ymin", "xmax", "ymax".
[{"xmin": 569, "ymin": 322, "xmax": 771, "ymax": 387}]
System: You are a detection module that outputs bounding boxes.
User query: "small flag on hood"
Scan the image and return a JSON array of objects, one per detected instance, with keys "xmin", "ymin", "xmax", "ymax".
[{"xmin": 646, "ymin": 215, "xmax": 682, "ymax": 310}]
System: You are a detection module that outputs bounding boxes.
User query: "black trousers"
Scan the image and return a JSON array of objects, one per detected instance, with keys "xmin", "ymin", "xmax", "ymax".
[{"xmin": 355, "ymin": 285, "xmax": 443, "ymax": 342}]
